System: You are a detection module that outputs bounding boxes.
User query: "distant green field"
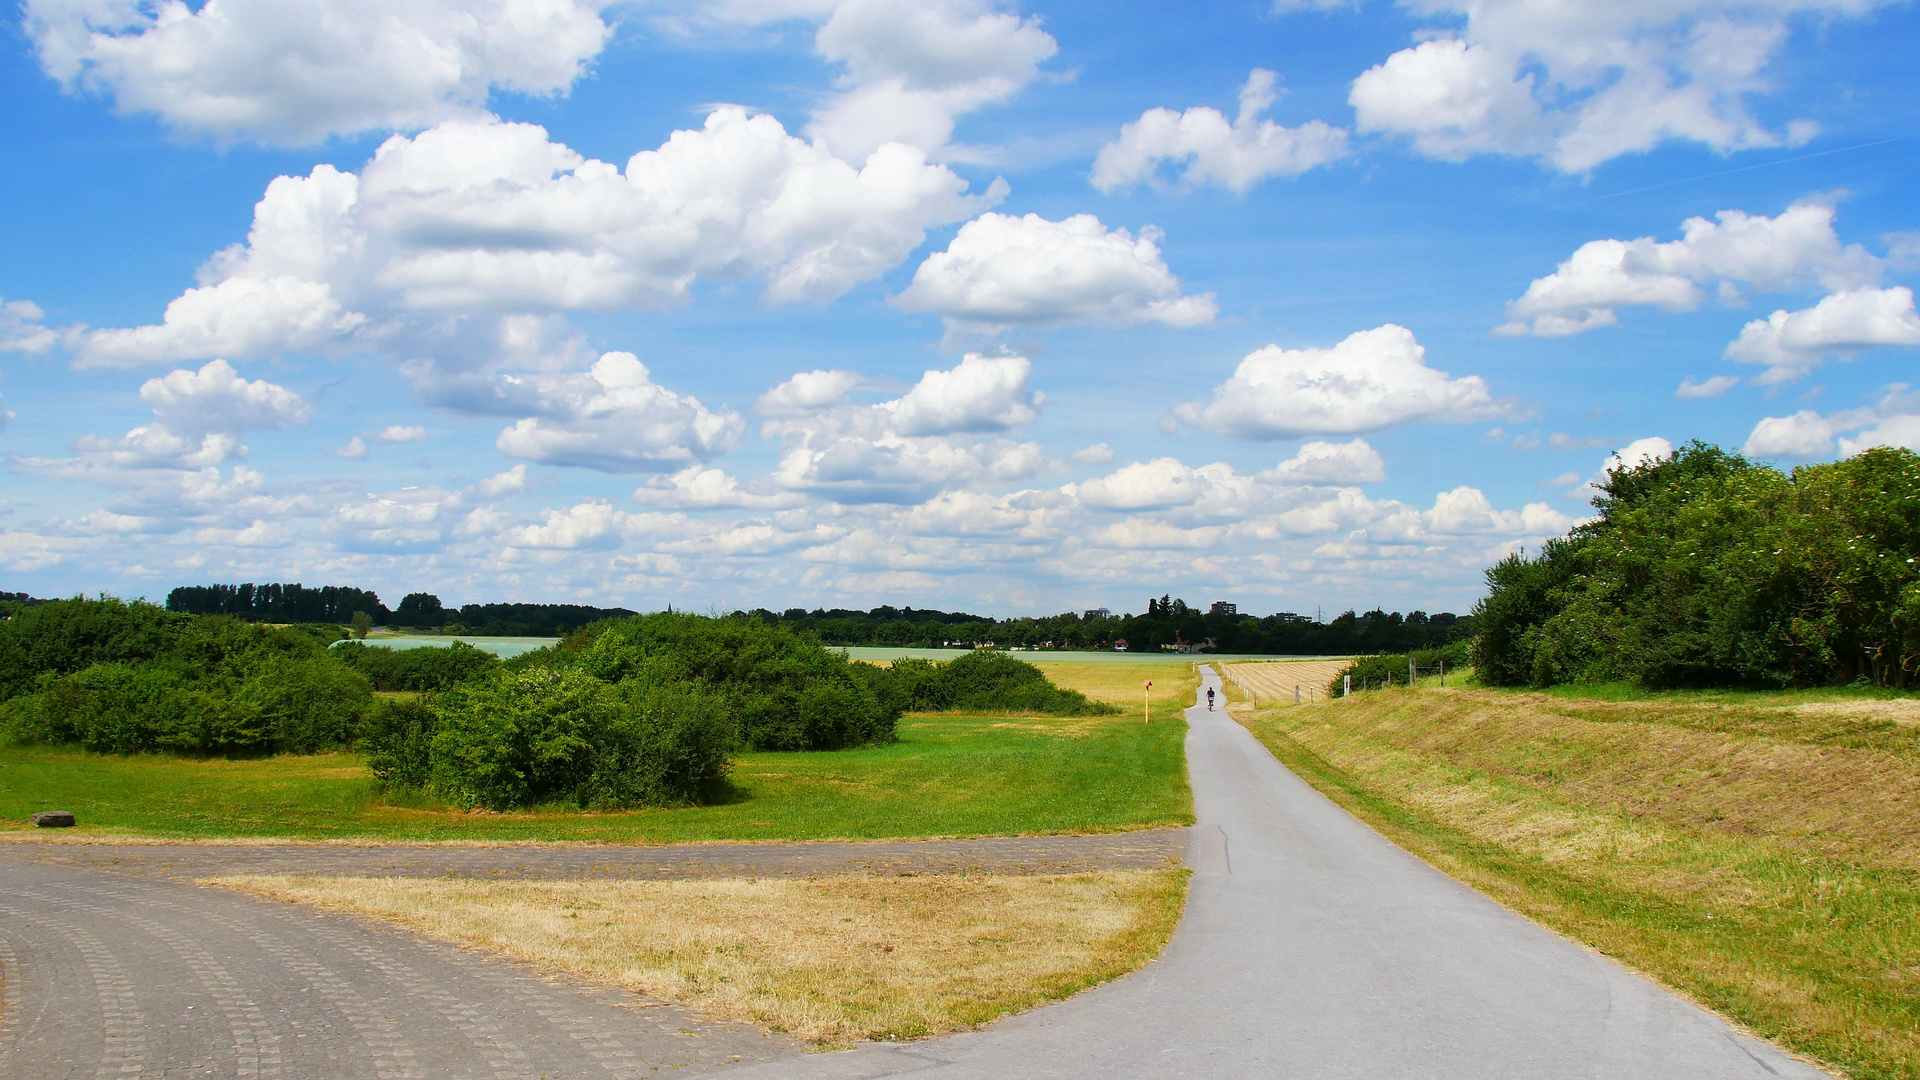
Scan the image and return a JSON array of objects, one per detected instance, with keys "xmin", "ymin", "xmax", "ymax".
[{"xmin": 0, "ymin": 704, "xmax": 1193, "ymax": 843}]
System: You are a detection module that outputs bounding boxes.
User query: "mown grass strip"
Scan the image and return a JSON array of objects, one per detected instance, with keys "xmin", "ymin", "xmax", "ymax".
[{"xmin": 1240, "ymin": 689, "xmax": 1920, "ymax": 1080}]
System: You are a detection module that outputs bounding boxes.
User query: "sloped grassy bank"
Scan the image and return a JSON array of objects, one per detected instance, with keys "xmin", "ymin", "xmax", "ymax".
[{"xmin": 1236, "ymin": 684, "xmax": 1920, "ymax": 1080}]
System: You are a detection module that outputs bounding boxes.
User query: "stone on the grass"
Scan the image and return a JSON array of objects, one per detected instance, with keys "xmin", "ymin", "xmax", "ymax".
[{"xmin": 30, "ymin": 811, "xmax": 76, "ymax": 828}]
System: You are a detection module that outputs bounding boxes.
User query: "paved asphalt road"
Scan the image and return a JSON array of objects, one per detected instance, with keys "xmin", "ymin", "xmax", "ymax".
[
  {"xmin": 3, "ymin": 667, "xmax": 1831, "ymax": 1079},
  {"xmin": 717, "ymin": 666, "xmax": 1832, "ymax": 1080}
]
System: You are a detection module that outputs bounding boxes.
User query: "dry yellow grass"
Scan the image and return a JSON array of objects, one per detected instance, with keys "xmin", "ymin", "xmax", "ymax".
[
  {"xmin": 1030, "ymin": 661, "xmax": 1200, "ymax": 714},
  {"xmin": 1238, "ymin": 687, "xmax": 1920, "ymax": 1080},
  {"xmin": 213, "ymin": 870, "xmax": 1187, "ymax": 1045},
  {"xmin": 1220, "ymin": 660, "xmax": 1351, "ymax": 706}
]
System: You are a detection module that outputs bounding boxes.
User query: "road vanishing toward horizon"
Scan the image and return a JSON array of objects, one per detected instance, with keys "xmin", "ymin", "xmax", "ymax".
[
  {"xmin": 1, "ymin": 667, "xmax": 1829, "ymax": 1079},
  {"xmin": 719, "ymin": 666, "xmax": 1831, "ymax": 1080}
]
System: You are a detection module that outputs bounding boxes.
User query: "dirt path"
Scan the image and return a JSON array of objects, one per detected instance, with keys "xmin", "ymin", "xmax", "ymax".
[{"xmin": 5, "ymin": 828, "xmax": 1186, "ymax": 882}]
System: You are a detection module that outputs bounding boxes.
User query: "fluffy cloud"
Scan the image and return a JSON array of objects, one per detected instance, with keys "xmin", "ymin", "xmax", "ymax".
[
  {"xmin": 893, "ymin": 213, "xmax": 1216, "ymax": 331},
  {"xmin": 1268, "ymin": 439, "xmax": 1387, "ymax": 484},
  {"xmin": 25, "ymin": 0, "xmax": 611, "ymax": 145},
  {"xmin": 1176, "ymin": 325, "xmax": 1511, "ymax": 439},
  {"xmin": 1724, "ymin": 287, "xmax": 1920, "ymax": 383},
  {"xmin": 86, "ymin": 109, "xmax": 1001, "ymax": 367},
  {"xmin": 1424, "ymin": 487, "xmax": 1573, "ymax": 535},
  {"xmin": 493, "ymin": 352, "xmax": 746, "ymax": 472},
  {"xmin": 14, "ymin": 361, "xmax": 309, "ymax": 481},
  {"xmin": 1091, "ymin": 69, "xmax": 1350, "ymax": 193},
  {"xmin": 756, "ymin": 370, "xmax": 862, "ymax": 417},
  {"xmin": 764, "ymin": 353, "xmax": 1049, "ymax": 502},
  {"xmin": 139, "ymin": 359, "xmax": 312, "ymax": 436},
  {"xmin": 1744, "ymin": 386, "xmax": 1920, "ymax": 459},
  {"xmin": 805, "ymin": 0, "xmax": 1058, "ymax": 161},
  {"xmin": 1497, "ymin": 199, "xmax": 1881, "ymax": 337},
  {"xmin": 889, "ymin": 353, "xmax": 1040, "ymax": 434},
  {"xmin": 1676, "ymin": 375, "xmax": 1740, "ymax": 399},
  {"xmin": 76, "ymin": 277, "xmax": 366, "ymax": 369},
  {"xmin": 0, "ymin": 298, "xmax": 60, "ymax": 354},
  {"xmin": 634, "ymin": 466, "xmax": 805, "ymax": 510},
  {"xmin": 1345, "ymin": 0, "xmax": 1879, "ymax": 172}
]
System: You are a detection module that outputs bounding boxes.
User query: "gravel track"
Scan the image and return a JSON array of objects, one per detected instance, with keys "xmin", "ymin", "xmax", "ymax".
[{"xmin": 1, "ymin": 830, "xmax": 1185, "ymax": 1078}]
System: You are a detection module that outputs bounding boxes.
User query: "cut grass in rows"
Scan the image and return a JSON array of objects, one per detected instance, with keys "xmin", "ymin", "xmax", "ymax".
[
  {"xmin": 1234, "ymin": 685, "xmax": 1920, "ymax": 1080},
  {"xmin": 215, "ymin": 870, "xmax": 1187, "ymax": 1045},
  {"xmin": 0, "ymin": 663, "xmax": 1197, "ymax": 843}
]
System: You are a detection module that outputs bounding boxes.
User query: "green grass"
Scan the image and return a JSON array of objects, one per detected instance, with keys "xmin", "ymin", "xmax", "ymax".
[{"xmin": 0, "ymin": 708, "xmax": 1192, "ymax": 843}]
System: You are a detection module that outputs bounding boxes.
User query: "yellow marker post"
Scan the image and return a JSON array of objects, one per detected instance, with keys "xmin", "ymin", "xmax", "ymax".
[{"xmin": 1143, "ymin": 679, "xmax": 1153, "ymax": 724}]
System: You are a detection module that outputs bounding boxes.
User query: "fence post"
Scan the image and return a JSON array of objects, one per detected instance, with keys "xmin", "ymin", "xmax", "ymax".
[
  {"xmin": 1410, "ymin": 657, "xmax": 1416, "ymax": 686},
  {"xmin": 1294, "ymin": 684, "xmax": 1300, "ymax": 705},
  {"xmin": 1343, "ymin": 674, "xmax": 1351, "ymax": 698}
]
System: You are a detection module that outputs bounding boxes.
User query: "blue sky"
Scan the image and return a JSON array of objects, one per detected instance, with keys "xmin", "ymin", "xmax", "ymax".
[{"xmin": 2, "ymin": 0, "xmax": 1917, "ymax": 617}]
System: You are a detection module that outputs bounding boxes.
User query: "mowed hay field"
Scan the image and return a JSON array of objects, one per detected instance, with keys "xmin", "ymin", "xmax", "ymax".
[
  {"xmin": 218, "ymin": 869, "xmax": 1187, "ymax": 1045},
  {"xmin": 1238, "ymin": 685, "xmax": 1920, "ymax": 1080},
  {"xmin": 1220, "ymin": 660, "xmax": 1353, "ymax": 706},
  {"xmin": 0, "ymin": 660, "xmax": 1196, "ymax": 843}
]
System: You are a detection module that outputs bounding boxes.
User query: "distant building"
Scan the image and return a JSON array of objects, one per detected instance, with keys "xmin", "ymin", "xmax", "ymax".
[
  {"xmin": 1084, "ymin": 607, "xmax": 1111, "ymax": 620},
  {"xmin": 1209, "ymin": 601, "xmax": 1237, "ymax": 617},
  {"xmin": 1111, "ymin": 638, "xmax": 1129, "ymax": 651}
]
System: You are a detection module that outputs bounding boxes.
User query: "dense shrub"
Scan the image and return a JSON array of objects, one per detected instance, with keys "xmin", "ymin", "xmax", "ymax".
[
  {"xmin": 0, "ymin": 599, "xmax": 373, "ymax": 755},
  {"xmin": 333, "ymin": 640, "xmax": 501, "ymax": 692},
  {"xmin": 363, "ymin": 669, "xmax": 732, "ymax": 810},
  {"xmin": 1472, "ymin": 442, "xmax": 1920, "ymax": 689},
  {"xmin": 541, "ymin": 612, "xmax": 898, "ymax": 750},
  {"xmin": 889, "ymin": 650, "xmax": 1115, "ymax": 715}
]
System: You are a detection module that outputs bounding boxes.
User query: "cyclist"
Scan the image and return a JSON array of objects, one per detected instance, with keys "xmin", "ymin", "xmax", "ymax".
[{"xmin": 1206, "ymin": 686, "xmax": 1215, "ymax": 711}]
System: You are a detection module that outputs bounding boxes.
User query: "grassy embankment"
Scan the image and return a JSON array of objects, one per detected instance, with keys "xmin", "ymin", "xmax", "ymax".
[
  {"xmin": 0, "ymin": 661, "xmax": 1199, "ymax": 842},
  {"xmin": 1234, "ymin": 674, "xmax": 1919, "ymax": 1080}
]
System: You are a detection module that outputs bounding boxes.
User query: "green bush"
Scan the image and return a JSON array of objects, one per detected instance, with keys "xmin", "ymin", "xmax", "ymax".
[
  {"xmin": 0, "ymin": 601, "xmax": 373, "ymax": 755},
  {"xmin": 543, "ymin": 611, "xmax": 898, "ymax": 750},
  {"xmin": 888, "ymin": 650, "xmax": 1116, "ymax": 715},
  {"xmin": 333, "ymin": 640, "xmax": 500, "ymax": 692},
  {"xmin": 362, "ymin": 696, "xmax": 437, "ymax": 791},
  {"xmin": 1472, "ymin": 442, "xmax": 1920, "ymax": 689},
  {"xmin": 373, "ymin": 669, "xmax": 732, "ymax": 810}
]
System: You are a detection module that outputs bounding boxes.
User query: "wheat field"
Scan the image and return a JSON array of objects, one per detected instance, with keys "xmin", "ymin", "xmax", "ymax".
[{"xmin": 1220, "ymin": 660, "xmax": 1353, "ymax": 706}]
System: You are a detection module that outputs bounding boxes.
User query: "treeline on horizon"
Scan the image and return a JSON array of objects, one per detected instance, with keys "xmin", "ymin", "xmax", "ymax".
[
  {"xmin": 12, "ymin": 583, "xmax": 1482, "ymax": 656},
  {"xmin": 1473, "ymin": 442, "xmax": 1920, "ymax": 689},
  {"xmin": 736, "ymin": 601, "xmax": 1473, "ymax": 655},
  {"xmin": 164, "ymin": 584, "xmax": 634, "ymax": 637}
]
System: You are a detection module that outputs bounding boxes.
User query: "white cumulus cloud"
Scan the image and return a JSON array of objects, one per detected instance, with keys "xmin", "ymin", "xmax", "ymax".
[
  {"xmin": 764, "ymin": 353, "xmax": 1049, "ymax": 502},
  {"xmin": 1091, "ymin": 69, "xmax": 1350, "ymax": 193},
  {"xmin": 1497, "ymin": 198, "xmax": 1881, "ymax": 338},
  {"xmin": 1176, "ymin": 325, "xmax": 1512, "ymax": 439},
  {"xmin": 85, "ymin": 109, "xmax": 1001, "ymax": 368},
  {"xmin": 493, "ymin": 352, "xmax": 746, "ymax": 472},
  {"xmin": 1744, "ymin": 386, "xmax": 1920, "ymax": 459},
  {"xmin": 1345, "ymin": 0, "xmax": 1882, "ymax": 173},
  {"xmin": 1676, "ymin": 375, "xmax": 1740, "ymax": 399},
  {"xmin": 25, "ymin": 0, "xmax": 612, "ymax": 146},
  {"xmin": 805, "ymin": 0, "xmax": 1058, "ymax": 162},
  {"xmin": 76, "ymin": 277, "xmax": 365, "ymax": 369},
  {"xmin": 1724, "ymin": 286, "xmax": 1920, "ymax": 383},
  {"xmin": 893, "ymin": 212, "xmax": 1216, "ymax": 331},
  {"xmin": 0, "ymin": 298, "xmax": 60, "ymax": 354}
]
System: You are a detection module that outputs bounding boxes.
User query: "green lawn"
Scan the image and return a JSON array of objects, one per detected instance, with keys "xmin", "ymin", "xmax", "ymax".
[{"xmin": 0, "ymin": 708, "xmax": 1192, "ymax": 843}]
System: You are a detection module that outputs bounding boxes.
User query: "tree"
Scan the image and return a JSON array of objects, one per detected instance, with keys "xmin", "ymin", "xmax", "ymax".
[{"xmin": 350, "ymin": 610, "xmax": 373, "ymax": 639}]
